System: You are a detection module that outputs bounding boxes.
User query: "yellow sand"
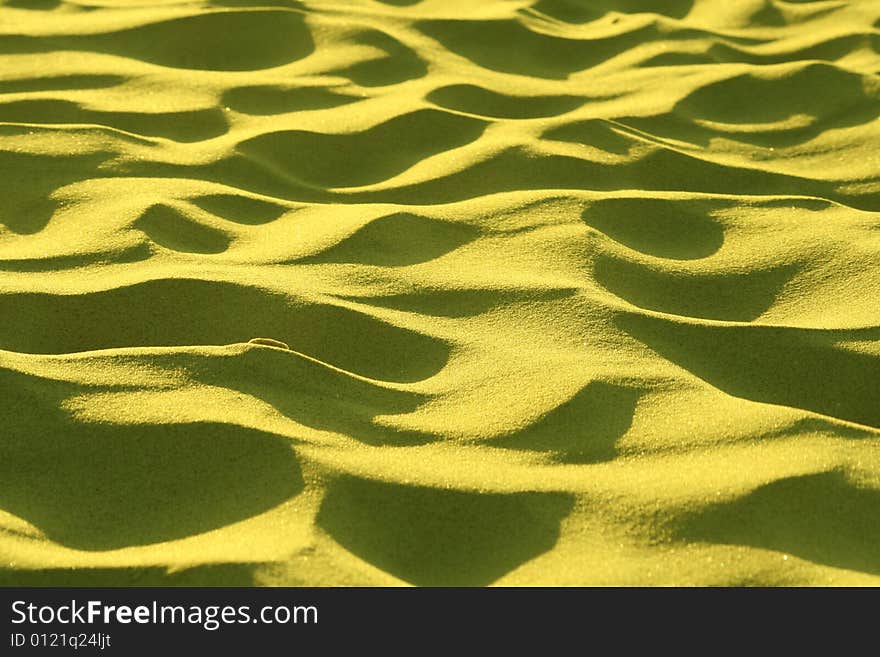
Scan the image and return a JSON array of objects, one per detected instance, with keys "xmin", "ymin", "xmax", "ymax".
[{"xmin": 1, "ymin": 0, "xmax": 879, "ymax": 586}]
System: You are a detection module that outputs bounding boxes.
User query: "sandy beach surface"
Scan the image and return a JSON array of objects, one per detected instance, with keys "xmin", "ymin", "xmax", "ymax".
[{"xmin": 1, "ymin": 0, "xmax": 879, "ymax": 586}]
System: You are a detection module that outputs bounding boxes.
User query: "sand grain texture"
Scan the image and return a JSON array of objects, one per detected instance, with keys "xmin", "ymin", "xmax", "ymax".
[{"xmin": 1, "ymin": 0, "xmax": 879, "ymax": 586}]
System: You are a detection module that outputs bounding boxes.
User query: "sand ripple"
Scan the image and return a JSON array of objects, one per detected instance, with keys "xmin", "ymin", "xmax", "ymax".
[{"xmin": 1, "ymin": 0, "xmax": 879, "ymax": 585}]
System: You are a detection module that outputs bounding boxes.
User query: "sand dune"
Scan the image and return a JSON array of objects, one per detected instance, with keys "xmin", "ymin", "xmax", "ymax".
[{"xmin": 0, "ymin": 0, "xmax": 879, "ymax": 586}]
